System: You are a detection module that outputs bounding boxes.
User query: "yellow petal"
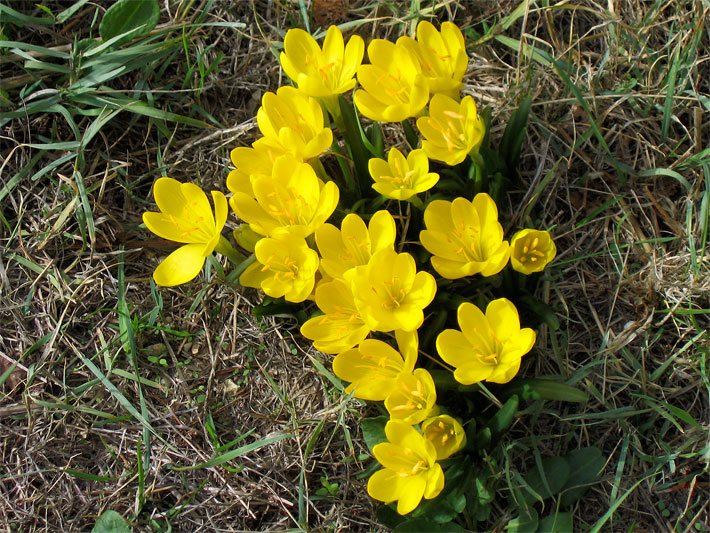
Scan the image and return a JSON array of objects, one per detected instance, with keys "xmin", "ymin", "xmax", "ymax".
[
  {"xmin": 454, "ymin": 363, "xmax": 494, "ymax": 385},
  {"xmin": 153, "ymin": 243, "xmax": 207, "ymax": 287},
  {"xmin": 436, "ymin": 329, "xmax": 472, "ymax": 368},
  {"xmin": 367, "ymin": 468, "xmax": 402, "ymax": 504},
  {"xmin": 485, "ymin": 298, "xmax": 520, "ymax": 341},
  {"xmin": 397, "ymin": 476, "xmax": 427, "ymax": 515}
]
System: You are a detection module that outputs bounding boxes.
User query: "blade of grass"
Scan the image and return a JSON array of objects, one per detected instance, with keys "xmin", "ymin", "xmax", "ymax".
[
  {"xmin": 117, "ymin": 248, "xmax": 152, "ymax": 480},
  {"xmin": 169, "ymin": 433, "xmax": 292, "ymax": 471}
]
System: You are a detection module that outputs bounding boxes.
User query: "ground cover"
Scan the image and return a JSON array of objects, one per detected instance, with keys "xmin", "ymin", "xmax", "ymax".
[{"xmin": 0, "ymin": 1, "xmax": 708, "ymax": 530}]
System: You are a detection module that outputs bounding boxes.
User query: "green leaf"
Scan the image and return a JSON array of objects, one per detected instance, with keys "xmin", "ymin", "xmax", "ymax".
[
  {"xmin": 499, "ymin": 95, "xmax": 531, "ymax": 175},
  {"xmin": 522, "ymin": 456, "xmax": 570, "ymax": 504},
  {"xmin": 92, "ymin": 510, "xmax": 131, "ymax": 533},
  {"xmin": 504, "ymin": 378, "xmax": 588, "ymax": 403},
  {"xmin": 393, "ymin": 518, "xmax": 466, "ymax": 532},
  {"xmin": 506, "ymin": 509, "xmax": 539, "ymax": 533},
  {"xmin": 0, "ymin": 4, "xmax": 54, "ymax": 26},
  {"xmin": 537, "ymin": 512, "xmax": 573, "ymax": 533},
  {"xmin": 559, "ymin": 447, "xmax": 605, "ymax": 507},
  {"xmin": 365, "ymin": 122, "xmax": 385, "ymax": 158},
  {"xmin": 402, "ymin": 118, "xmax": 420, "ymax": 149},
  {"xmin": 361, "ymin": 416, "xmax": 388, "ymax": 453},
  {"xmin": 99, "ymin": 0, "xmax": 159, "ymax": 45},
  {"xmin": 484, "ymin": 394, "xmax": 519, "ymax": 443},
  {"xmin": 338, "ymin": 95, "xmax": 369, "ymax": 193}
]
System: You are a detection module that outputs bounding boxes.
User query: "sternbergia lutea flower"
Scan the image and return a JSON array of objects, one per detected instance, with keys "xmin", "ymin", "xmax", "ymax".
[
  {"xmin": 300, "ymin": 279, "xmax": 370, "ymax": 354},
  {"xmin": 354, "ymin": 39, "xmax": 428, "ymax": 122},
  {"xmin": 230, "ymin": 154, "xmax": 339, "ymax": 238},
  {"xmin": 420, "ymin": 193, "xmax": 510, "ymax": 279},
  {"xmin": 421, "ymin": 415, "xmax": 467, "ymax": 460},
  {"xmin": 510, "ymin": 229, "xmax": 557, "ymax": 274},
  {"xmin": 384, "ymin": 368, "xmax": 438, "ymax": 425},
  {"xmin": 344, "ymin": 248, "xmax": 436, "ymax": 332},
  {"xmin": 280, "ymin": 25, "xmax": 364, "ymax": 98},
  {"xmin": 436, "ymin": 298, "xmax": 536, "ymax": 385},
  {"xmin": 368, "ymin": 420, "xmax": 444, "ymax": 515},
  {"xmin": 399, "ymin": 21, "xmax": 468, "ymax": 99},
  {"xmin": 255, "ymin": 86, "xmax": 333, "ymax": 161},
  {"xmin": 417, "ymin": 94, "xmax": 485, "ymax": 166},
  {"xmin": 315, "ymin": 210, "xmax": 396, "ymax": 281},
  {"xmin": 239, "ymin": 234, "xmax": 319, "ymax": 303},
  {"xmin": 368, "ymin": 147, "xmax": 439, "ymax": 201},
  {"xmin": 331, "ymin": 330, "xmax": 418, "ymax": 400},
  {"xmin": 143, "ymin": 178, "xmax": 227, "ymax": 287}
]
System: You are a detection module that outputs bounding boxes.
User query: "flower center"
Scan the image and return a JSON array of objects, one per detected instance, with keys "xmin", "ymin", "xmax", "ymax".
[
  {"xmin": 380, "ymin": 279, "xmax": 406, "ymax": 310},
  {"xmin": 518, "ymin": 237, "xmax": 546, "ymax": 264}
]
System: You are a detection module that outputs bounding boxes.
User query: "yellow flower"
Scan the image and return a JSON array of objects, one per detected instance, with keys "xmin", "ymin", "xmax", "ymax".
[
  {"xmin": 368, "ymin": 147, "xmax": 439, "ymax": 200},
  {"xmin": 226, "ymin": 143, "xmax": 285, "ymax": 198},
  {"xmin": 420, "ymin": 193, "xmax": 510, "ymax": 279},
  {"xmin": 345, "ymin": 249, "xmax": 436, "ymax": 332},
  {"xmin": 332, "ymin": 330, "xmax": 418, "ymax": 401},
  {"xmin": 354, "ymin": 39, "xmax": 428, "ymax": 122},
  {"xmin": 385, "ymin": 368, "xmax": 438, "ymax": 425},
  {"xmin": 421, "ymin": 415, "xmax": 466, "ymax": 460},
  {"xmin": 399, "ymin": 21, "xmax": 468, "ymax": 99},
  {"xmin": 510, "ymin": 229, "xmax": 557, "ymax": 274},
  {"xmin": 230, "ymin": 154, "xmax": 339, "ymax": 238},
  {"xmin": 300, "ymin": 279, "xmax": 370, "ymax": 354},
  {"xmin": 315, "ymin": 210, "xmax": 396, "ymax": 281},
  {"xmin": 239, "ymin": 234, "xmax": 319, "ymax": 303},
  {"xmin": 368, "ymin": 420, "xmax": 444, "ymax": 515},
  {"xmin": 255, "ymin": 86, "xmax": 333, "ymax": 161},
  {"xmin": 142, "ymin": 178, "xmax": 227, "ymax": 287},
  {"xmin": 280, "ymin": 25, "xmax": 364, "ymax": 97},
  {"xmin": 436, "ymin": 299, "xmax": 536, "ymax": 385},
  {"xmin": 416, "ymin": 94, "xmax": 485, "ymax": 165}
]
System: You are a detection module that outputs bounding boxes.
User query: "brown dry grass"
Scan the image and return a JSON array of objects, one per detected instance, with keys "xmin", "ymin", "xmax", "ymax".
[{"xmin": 1, "ymin": 0, "xmax": 708, "ymax": 531}]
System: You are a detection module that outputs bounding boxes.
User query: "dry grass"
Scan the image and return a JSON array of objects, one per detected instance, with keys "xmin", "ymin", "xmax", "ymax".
[{"xmin": 1, "ymin": 0, "xmax": 708, "ymax": 531}]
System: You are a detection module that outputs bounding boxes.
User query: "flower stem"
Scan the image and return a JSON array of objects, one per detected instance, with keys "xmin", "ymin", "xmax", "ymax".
[
  {"xmin": 408, "ymin": 195, "xmax": 425, "ymax": 211},
  {"xmin": 215, "ymin": 236, "xmax": 246, "ymax": 266}
]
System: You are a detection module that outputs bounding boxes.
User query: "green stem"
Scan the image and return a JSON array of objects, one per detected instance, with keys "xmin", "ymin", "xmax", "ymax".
[
  {"xmin": 310, "ymin": 157, "xmax": 330, "ymax": 182},
  {"xmin": 407, "ymin": 195, "xmax": 424, "ymax": 211},
  {"xmin": 215, "ymin": 235, "xmax": 246, "ymax": 266},
  {"xmin": 321, "ymin": 95, "xmax": 345, "ymax": 130}
]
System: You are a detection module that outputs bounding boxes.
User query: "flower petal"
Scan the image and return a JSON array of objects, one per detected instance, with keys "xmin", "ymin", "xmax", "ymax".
[{"xmin": 153, "ymin": 243, "xmax": 207, "ymax": 287}]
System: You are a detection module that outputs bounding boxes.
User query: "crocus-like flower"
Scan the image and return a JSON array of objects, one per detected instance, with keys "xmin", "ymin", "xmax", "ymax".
[
  {"xmin": 300, "ymin": 279, "xmax": 370, "ymax": 354},
  {"xmin": 240, "ymin": 234, "xmax": 319, "ymax": 303},
  {"xmin": 436, "ymin": 299, "xmax": 536, "ymax": 385},
  {"xmin": 385, "ymin": 368, "xmax": 438, "ymax": 425},
  {"xmin": 143, "ymin": 178, "xmax": 227, "ymax": 287},
  {"xmin": 421, "ymin": 415, "xmax": 466, "ymax": 460},
  {"xmin": 315, "ymin": 210, "xmax": 396, "ymax": 281},
  {"xmin": 280, "ymin": 25, "xmax": 364, "ymax": 98},
  {"xmin": 354, "ymin": 39, "xmax": 428, "ymax": 122},
  {"xmin": 416, "ymin": 94, "xmax": 485, "ymax": 165},
  {"xmin": 226, "ymin": 143, "xmax": 285, "ymax": 198},
  {"xmin": 368, "ymin": 420, "xmax": 444, "ymax": 515},
  {"xmin": 332, "ymin": 330, "xmax": 418, "ymax": 401},
  {"xmin": 420, "ymin": 193, "xmax": 510, "ymax": 279},
  {"xmin": 345, "ymin": 248, "xmax": 436, "ymax": 332},
  {"xmin": 510, "ymin": 229, "xmax": 557, "ymax": 274},
  {"xmin": 399, "ymin": 21, "xmax": 468, "ymax": 99},
  {"xmin": 368, "ymin": 147, "xmax": 439, "ymax": 200},
  {"xmin": 230, "ymin": 154, "xmax": 339, "ymax": 238},
  {"xmin": 255, "ymin": 86, "xmax": 333, "ymax": 161}
]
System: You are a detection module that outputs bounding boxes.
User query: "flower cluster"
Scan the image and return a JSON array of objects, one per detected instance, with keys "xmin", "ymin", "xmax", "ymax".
[{"xmin": 141, "ymin": 20, "xmax": 558, "ymax": 519}]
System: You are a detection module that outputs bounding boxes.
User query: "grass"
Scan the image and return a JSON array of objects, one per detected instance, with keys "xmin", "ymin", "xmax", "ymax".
[{"xmin": 1, "ymin": 0, "xmax": 708, "ymax": 530}]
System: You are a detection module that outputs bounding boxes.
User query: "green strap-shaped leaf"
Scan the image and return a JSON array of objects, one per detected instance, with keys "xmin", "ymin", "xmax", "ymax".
[{"xmin": 99, "ymin": 0, "xmax": 160, "ymax": 45}]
